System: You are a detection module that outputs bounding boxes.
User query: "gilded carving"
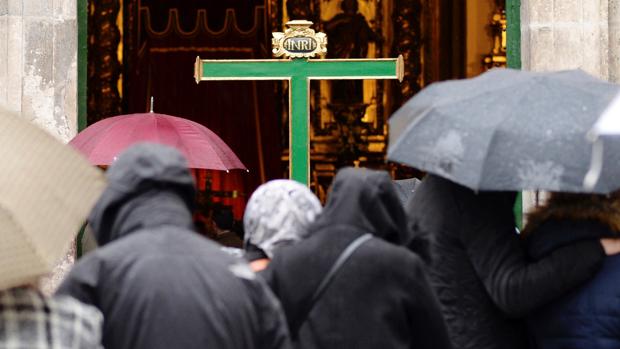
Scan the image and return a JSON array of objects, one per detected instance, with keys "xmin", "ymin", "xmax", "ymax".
[
  {"xmin": 483, "ymin": 1, "xmax": 507, "ymax": 70},
  {"xmin": 268, "ymin": 0, "xmax": 283, "ymax": 31},
  {"xmin": 392, "ymin": 0, "xmax": 422, "ymax": 100},
  {"xmin": 87, "ymin": 0, "xmax": 122, "ymax": 124},
  {"xmin": 272, "ymin": 20, "xmax": 327, "ymax": 58}
]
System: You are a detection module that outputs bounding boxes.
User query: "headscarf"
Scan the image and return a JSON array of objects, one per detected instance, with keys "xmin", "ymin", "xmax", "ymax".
[{"xmin": 243, "ymin": 180, "xmax": 322, "ymax": 258}]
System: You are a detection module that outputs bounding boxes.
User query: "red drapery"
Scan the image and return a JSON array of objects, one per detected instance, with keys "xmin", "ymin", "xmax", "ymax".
[{"xmin": 124, "ymin": 1, "xmax": 284, "ymax": 221}]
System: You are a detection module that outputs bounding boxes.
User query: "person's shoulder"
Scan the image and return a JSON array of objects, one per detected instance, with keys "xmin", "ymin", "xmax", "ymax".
[
  {"xmin": 50, "ymin": 295, "xmax": 103, "ymax": 346},
  {"xmin": 363, "ymin": 238, "xmax": 424, "ymax": 266},
  {"xmin": 77, "ymin": 236, "xmax": 133, "ymax": 263},
  {"xmin": 356, "ymin": 239, "xmax": 431, "ymax": 289},
  {"xmin": 50, "ymin": 295, "xmax": 103, "ymax": 328},
  {"xmin": 51, "ymin": 294, "xmax": 102, "ymax": 315}
]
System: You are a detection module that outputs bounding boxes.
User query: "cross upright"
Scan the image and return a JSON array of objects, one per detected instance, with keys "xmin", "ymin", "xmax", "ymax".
[{"xmin": 194, "ymin": 20, "xmax": 404, "ymax": 185}]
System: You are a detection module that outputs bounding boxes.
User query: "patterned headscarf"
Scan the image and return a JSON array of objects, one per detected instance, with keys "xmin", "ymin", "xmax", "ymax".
[{"xmin": 243, "ymin": 180, "xmax": 322, "ymax": 258}]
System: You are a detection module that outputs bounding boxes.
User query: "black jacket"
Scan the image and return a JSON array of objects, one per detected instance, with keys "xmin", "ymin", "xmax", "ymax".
[
  {"xmin": 265, "ymin": 168, "xmax": 451, "ymax": 349},
  {"xmin": 56, "ymin": 143, "xmax": 290, "ymax": 349},
  {"xmin": 406, "ymin": 175, "xmax": 605, "ymax": 349},
  {"xmin": 525, "ymin": 197, "xmax": 620, "ymax": 349}
]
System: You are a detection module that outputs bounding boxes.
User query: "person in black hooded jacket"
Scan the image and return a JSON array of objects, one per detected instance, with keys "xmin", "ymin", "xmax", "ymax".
[
  {"xmin": 56, "ymin": 143, "xmax": 290, "ymax": 349},
  {"xmin": 406, "ymin": 174, "xmax": 619, "ymax": 349},
  {"xmin": 264, "ymin": 168, "xmax": 452, "ymax": 349}
]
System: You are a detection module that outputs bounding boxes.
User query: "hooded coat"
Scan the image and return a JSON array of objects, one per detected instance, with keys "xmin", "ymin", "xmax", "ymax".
[
  {"xmin": 524, "ymin": 194, "xmax": 620, "ymax": 349},
  {"xmin": 265, "ymin": 168, "xmax": 452, "ymax": 349},
  {"xmin": 406, "ymin": 175, "xmax": 606, "ymax": 349},
  {"xmin": 56, "ymin": 143, "xmax": 290, "ymax": 349}
]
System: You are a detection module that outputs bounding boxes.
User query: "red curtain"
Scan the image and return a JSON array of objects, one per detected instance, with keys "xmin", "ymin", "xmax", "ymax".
[{"xmin": 124, "ymin": 1, "xmax": 284, "ymax": 220}]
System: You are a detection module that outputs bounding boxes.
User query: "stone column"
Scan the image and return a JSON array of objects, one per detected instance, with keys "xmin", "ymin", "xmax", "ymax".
[
  {"xmin": 0, "ymin": 0, "xmax": 78, "ymax": 143},
  {"xmin": 521, "ymin": 0, "xmax": 610, "ymax": 79},
  {"xmin": 520, "ymin": 1, "xmax": 618, "ymax": 217},
  {"xmin": 609, "ymin": 0, "xmax": 620, "ymax": 82},
  {"xmin": 0, "ymin": 0, "xmax": 78, "ymax": 294}
]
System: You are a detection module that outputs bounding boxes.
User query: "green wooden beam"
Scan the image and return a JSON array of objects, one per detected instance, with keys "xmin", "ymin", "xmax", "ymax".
[
  {"xmin": 290, "ymin": 76, "xmax": 310, "ymax": 183},
  {"xmin": 196, "ymin": 56, "xmax": 403, "ymax": 185},
  {"xmin": 506, "ymin": 0, "xmax": 523, "ymax": 229},
  {"xmin": 198, "ymin": 58, "xmax": 401, "ymax": 81},
  {"xmin": 77, "ymin": 0, "xmax": 88, "ymax": 132},
  {"xmin": 76, "ymin": 0, "xmax": 88, "ymax": 258},
  {"xmin": 507, "ymin": 0, "xmax": 521, "ymax": 70}
]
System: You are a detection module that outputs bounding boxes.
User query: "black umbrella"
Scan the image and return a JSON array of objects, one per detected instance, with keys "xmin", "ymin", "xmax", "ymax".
[{"xmin": 388, "ymin": 69, "xmax": 620, "ymax": 193}]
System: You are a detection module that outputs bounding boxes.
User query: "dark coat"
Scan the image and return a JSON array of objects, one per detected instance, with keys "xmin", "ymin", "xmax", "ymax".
[
  {"xmin": 265, "ymin": 168, "xmax": 452, "ymax": 349},
  {"xmin": 406, "ymin": 175, "xmax": 605, "ymax": 349},
  {"xmin": 525, "ymin": 195, "xmax": 620, "ymax": 349},
  {"xmin": 56, "ymin": 144, "xmax": 290, "ymax": 349}
]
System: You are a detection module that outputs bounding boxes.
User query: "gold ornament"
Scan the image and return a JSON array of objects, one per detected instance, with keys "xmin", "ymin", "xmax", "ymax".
[{"xmin": 272, "ymin": 20, "xmax": 327, "ymax": 59}]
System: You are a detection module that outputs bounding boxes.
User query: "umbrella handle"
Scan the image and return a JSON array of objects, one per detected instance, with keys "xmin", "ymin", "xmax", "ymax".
[{"xmin": 584, "ymin": 138, "xmax": 604, "ymax": 190}]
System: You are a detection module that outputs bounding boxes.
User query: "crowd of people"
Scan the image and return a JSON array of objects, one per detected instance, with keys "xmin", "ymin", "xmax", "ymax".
[{"xmin": 6, "ymin": 142, "xmax": 620, "ymax": 349}]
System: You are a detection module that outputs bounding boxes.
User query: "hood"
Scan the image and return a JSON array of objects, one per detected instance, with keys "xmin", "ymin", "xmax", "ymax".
[
  {"xmin": 312, "ymin": 167, "xmax": 407, "ymax": 244},
  {"xmin": 524, "ymin": 192, "xmax": 620, "ymax": 258},
  {"xmin": 88, "ymin": 143, "xmax": 196, "ymax": 246},
  {"xmin": 243, "ymin": 179, "xmax": 322, "ymax": 258},
  {"xmin": 523, "ymin": 192, "xmax": 620, "ymax": 236}
]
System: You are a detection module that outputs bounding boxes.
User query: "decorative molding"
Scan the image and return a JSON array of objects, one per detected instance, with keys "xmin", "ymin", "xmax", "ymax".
[
  {"xmin": 392, "ymin": 0, "xmax": 422, "ymax": 103},
  {"xmin": 269, "ymin": 0, "xmax": 283, "ymax": 31},
  {"xmin": 87, "ymin": 0, "xmax": 122, "ymax": 124}
]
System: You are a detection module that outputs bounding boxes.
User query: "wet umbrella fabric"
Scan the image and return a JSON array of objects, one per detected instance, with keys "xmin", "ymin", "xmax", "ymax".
[
  {"xmin": 584, "ymin": 92, "xmax": 620, "ymax": 190},
  {"xmin": 393, "ymin": 178, "xmax": 420, "ymax": 206},
  {"xmin": 388, "ymin": 69, "xmax": 620, "ymax": 193},
  {"xmin": 69, "ymin": 113, "xmax": 246, "ymax": 171},
  {"xmin": 0, "ymin": 108, "xmax": 105, "ymax": 290}
]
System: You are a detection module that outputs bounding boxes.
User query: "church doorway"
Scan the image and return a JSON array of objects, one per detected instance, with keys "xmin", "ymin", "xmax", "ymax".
[{"xmin": 82, "ymin": 0, "xmax": 513, "ymax": 237}]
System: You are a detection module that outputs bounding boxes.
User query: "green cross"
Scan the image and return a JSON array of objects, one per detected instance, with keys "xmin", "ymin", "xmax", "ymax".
[{"xmin": 194, "ymin": 54, "xmax": 403, "ymax": 185}]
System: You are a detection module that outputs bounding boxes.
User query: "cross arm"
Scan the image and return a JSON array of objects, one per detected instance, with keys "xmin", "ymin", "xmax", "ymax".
[
  {"xmin": 195, "ymin": 56, "xmax": 295, "ymax": 83},
  {"xmin": 195, "ymin": 55, "xmax": 405, "ymax": 83},
  {"xmin": 306, "ymin": 55, "xmax": 404, "ymax": 81}
]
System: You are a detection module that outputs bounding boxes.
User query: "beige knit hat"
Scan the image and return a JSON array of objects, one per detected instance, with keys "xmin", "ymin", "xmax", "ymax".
[{"xmin": 0, "ymin": 108, "xmax": 105, "ymax": 290}]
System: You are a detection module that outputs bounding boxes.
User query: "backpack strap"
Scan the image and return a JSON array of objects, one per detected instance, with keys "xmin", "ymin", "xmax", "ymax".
[{"xmin": 292, "ymin": 233, "xmax": 373, "ymax": 339}]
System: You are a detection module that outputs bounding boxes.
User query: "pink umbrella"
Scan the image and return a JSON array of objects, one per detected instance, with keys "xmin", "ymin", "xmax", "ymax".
[{"xmin": 70, "ymin": 113, "xmax": 247, "ymax": 171}]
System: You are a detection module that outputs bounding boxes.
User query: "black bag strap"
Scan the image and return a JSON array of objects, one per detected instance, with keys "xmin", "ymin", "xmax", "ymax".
[{"xmin": 292, "ymin": 233, "xmax": 373, "ymax": 338}]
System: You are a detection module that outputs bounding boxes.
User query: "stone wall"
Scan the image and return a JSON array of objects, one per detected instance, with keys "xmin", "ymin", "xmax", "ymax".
[
  {"xmin": 0, "ymin": 0, "xmax": 78, "ymax": 142},
  {"xmin": 521, "ymin": 0, "xmax": 618, "ymax": 82},
  {"xmin": 520, "ymin": 1, "xmax": 620, "ymax": 215},
  {"xmin": 0, "ymin": 0, "xmax": 78, "ymax": 293}
]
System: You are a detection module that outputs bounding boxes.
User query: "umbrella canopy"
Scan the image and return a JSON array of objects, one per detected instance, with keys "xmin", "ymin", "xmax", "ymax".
[
  {"xmin": 393, "ymin": 178, "xmax": 421, "ymax": 206},
  {"xmin": 591, "ymin": 92, "xmax": 620, "ymax": 136},
  {"xmin": 388, "ymin": 69, "xmax": 620, "ymax": 193},
  {"xmin": 70, "ymin": 113, "xmax": 247, "ymax": 171},
  {"xmin": 584, "ymin": 92, "xmax": 620, "ymax": 189},
  {"xmin": 0, "ymin": 108, "xmax": 105, "ymax": 290}
]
